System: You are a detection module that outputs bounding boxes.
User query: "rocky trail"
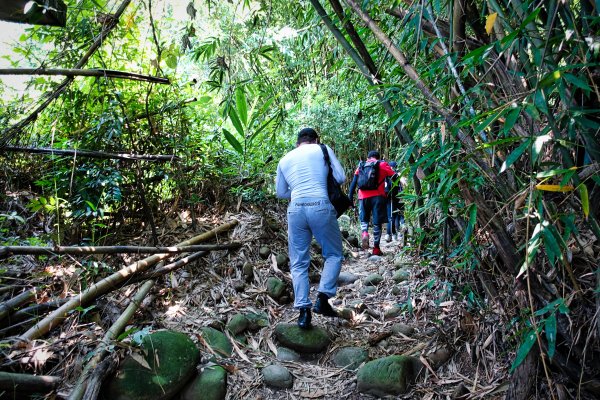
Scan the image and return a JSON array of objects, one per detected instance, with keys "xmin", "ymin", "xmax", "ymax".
[{"xmin": 1, "ymin": 208, "xmax": 511, "ymax": 399}]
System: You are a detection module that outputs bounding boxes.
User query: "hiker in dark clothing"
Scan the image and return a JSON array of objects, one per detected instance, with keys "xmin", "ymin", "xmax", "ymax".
[
  {"xmin": 385, "ymin": 161, "xmax": 404, "ymax": 242},
  {"xmin": 348, "ymin": 150, "xmax": 396, "ymax": 255}
]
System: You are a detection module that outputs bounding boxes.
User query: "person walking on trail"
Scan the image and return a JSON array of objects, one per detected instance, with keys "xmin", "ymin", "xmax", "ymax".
[
  {"xmin": 348, "ymin": 150, "xmax": 396, "ymax": 256},
  {"xmin": 385, "ymin": 161, "xmax": 404, "ymax": 242},
  {"xmin": 275, "ymin": 127, "xmax": 346, "ymax": 330}
]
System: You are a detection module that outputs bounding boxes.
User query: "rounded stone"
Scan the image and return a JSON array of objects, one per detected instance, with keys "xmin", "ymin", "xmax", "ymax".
[
  {"xmin": 262, "ymin": 364, "xmax": 293, "ymax": 389},
  {"xmin": 384, "ymin": 305, "xmax": 403, "ymax": 319},
  {"xmin": 332, "ymin": 347, "xmax": 369, "ymax": 371},
  {"xmin": 360, "ymin": 286, "xmax": 377, "ymax": 296},
  {"xmin": 103, "ymin": 331, "xmax": 200, "ymax": 400},
  {"xmin": 274, "ymin": 323, "xmax": 331, "ymax": 354},
  {"xmin": 363, "ymin": 274, "xmax": 384, "ymax": 286},
  {"xmin": 357, "ymin": 355, "xmax": 423, "ymax": 397},
  {"xmin": 181, "ymin": 365, "xmax": 227, "ymax": 400},
  {"xmin": 242, "ymin": 262, "xmax": 254, "ymax": 282},
  {"xmin": 226, "ymin": 314, "xmax": 249, "ymax": 336},
  {"xmin": 275, "ymin": 254, "xmax": 289, "ymax": 270},
  {"xmin": 391, "ymin": 323, "xmax": 415, "ymax": 336},
  {"xmin": 393, "ymin": 269, "xmax": 410, "ymax": 283},
  {"xmin": 200, "ymin": 327, "xmax": 232, "ymax": 357},
  {"xmin": 266, "ymin": 277, "xmax": 286, "ymax": 299},
  {"xmin": 259, "ymin": 246, "xmax": 271, "ymax": 259},
  {"xmin": 337, "ymin": 271, "xmax": 359, "ymax": 286},
  {"xmin": 276, "ymin": 347, "xmax": 301, "ymax": 361}
]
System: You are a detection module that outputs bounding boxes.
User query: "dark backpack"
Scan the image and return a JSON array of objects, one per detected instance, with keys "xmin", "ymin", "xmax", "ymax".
[{"xmin": 357, "ymin": 160, "xmax": 380, "ymax": 190}]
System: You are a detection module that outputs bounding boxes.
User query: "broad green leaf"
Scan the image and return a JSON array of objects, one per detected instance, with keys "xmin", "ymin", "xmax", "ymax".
[
  {"xmin": 533, "ymin": 91, "xmax": 548, "ymax": 114},
  {"xmin": 579, "ymin": 183, "xmax": 589, "ymax": 220},
  {"xmin": 228, "ymin": 107, "xmax": 245, "ymax": 137},
  {"xmin": 222, "ymin": 128, "xmax": 243, "ymax": 154},
  {"xmin": 165, "ymin": 55, "xmax": 178, "ymax": 69},
  {"xmin": 475, "ymin": 108, "xmax": 504, "ymax": 134},
  {"xmin": 510, "ymin": 329, "xmax": 539, "ymax": 373},
  {"xmin": 500, "ymin": 139, "xmax": 531, "ymax": 173},
  {"xmin": 536, "ymin": 168, "xmax": 576, "ymax": 178},
  {"xmin": 539, "ymin": 70, "xmax": 561, "ymax": 88},
  {"xmin": 563, "ymin": 73, "xmax": 591, "ymax": 93},
  {"xmin": 235, "ymin": 87, "xmax": 248, "ymax": 127},
  {"xmin": 545, "ymin": 313, "xmax": 557, "ymax": 359},
  {"xmin": 541, "ymin": 223, "xmax": 562, "ymax": 265},
  {"xmin": 503, "ymin": 108, "xmax": 521, "ymax": 134},
  {"xmin": 464, "ymin": 204, "xmax": 477, "ymax": 243}
]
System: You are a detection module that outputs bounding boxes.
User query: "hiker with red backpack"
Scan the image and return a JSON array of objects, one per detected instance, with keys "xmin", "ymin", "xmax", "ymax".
[{"xmin": 348, "ymin": 150, "xmax": 396, "ymax": 255}]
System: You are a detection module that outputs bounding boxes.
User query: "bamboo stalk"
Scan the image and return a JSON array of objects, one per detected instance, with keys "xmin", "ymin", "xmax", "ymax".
[
  {"xmin": 16, "ymin": 219, "xmax": 238, "ymax": 342},
  {"xmin": 0, "ymin": 289, "xmax": 36, "ymax": 322},
  {"xmin": 68, "ymin": 280, "xmax": 155, "ymax": 400},
  {"xmin": 1, "ymin": 242, "xmax": 241, "ymax": 256},
  {"xmin": 1, "ymin": 146, "xmax": 179, "ymax": 162},
  {"xmin": 0, "ymin": 371, "xmax": 60, "ymax": 393},
  {"xmin": 0, "ymin": 68, "xmax": 169, "ymax": 84},
  {"xmin": 128, "ymin": 251, "xmax": 208, "ymax": 283}
]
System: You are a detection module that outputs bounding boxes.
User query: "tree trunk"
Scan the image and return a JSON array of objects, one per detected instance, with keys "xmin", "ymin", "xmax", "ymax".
[
  {"xmin": 1, "ymin": 146, "xmax": 179, "ymax": 162},
  {"xmin": 0, "ymin": 68, "xmax": 169, "ymax": 84}
]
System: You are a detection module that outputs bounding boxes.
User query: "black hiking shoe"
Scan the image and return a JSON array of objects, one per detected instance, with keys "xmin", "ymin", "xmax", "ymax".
[
  {"xmin": 313, "ymin": 292, "xmax": 338, "ymax": 317},
  {"xmin": 298, "ymin": 307, "xmax": 312, "ymax": 329}
]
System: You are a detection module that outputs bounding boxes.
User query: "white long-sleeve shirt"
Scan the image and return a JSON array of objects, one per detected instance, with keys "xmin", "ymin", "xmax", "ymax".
[{"xmin": 276, "ymin": 143, "xmax": 346, "ymax": 200}]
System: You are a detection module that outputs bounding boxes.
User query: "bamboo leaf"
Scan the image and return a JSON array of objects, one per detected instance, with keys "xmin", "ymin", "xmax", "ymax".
[
  {"xmin": 500, "ymin": 139, "xmax": 530, "ymax": 173},
  {"xmin": 228, "ymin": 107, "xmax": 245, "ymax": 137},
  {"xmin": 579, "ymin": 183, "xmax": 589, "ymax": 220},
  {"xmin": 235, "ymin": 87, "xmax": 248, "ymax": 127},
  {"xmin": 535, "ymin": 184, "xmax": 575, "ymax": 192},
  {"xmin": 563, "ymin": 73, "xmax": 591, "ymax": 93},
  {"xmin": 222, "ymin": 128, "xmax": 243, "ymax": 154},
  {"xmin": 510, "ymin": 329, "xmax": 538, "ymax": 373},
  {"xmin": 503, "ymin": 108, "xmax": 521, "ymax": 134},
  {"xmin": 536, "ymin": 167, "xmax": 576, "ymax": 178},
  {"xmin": 485, "ymin": 13, "xmax": 498, "ymax": 34},
  {"xmin": 545, "ymin": 313, "xmax": 557, "ymax": 359}
]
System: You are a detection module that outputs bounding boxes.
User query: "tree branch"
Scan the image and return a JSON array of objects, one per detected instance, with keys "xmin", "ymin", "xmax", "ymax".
[{"xmin": 0, "ymin": 68, "xmax": 169, "ymax": 84}]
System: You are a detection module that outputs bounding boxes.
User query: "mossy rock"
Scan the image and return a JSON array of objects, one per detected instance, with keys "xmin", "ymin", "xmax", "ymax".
[
  {"xmin": 262, "ymin": 364, "xmax": 293, "ymax": 389},
  {"xmin": 259, "ymin": 246, "xmax": 271, "ymax": 259},
  {"xmin": 103, "ymin": 330, "xmax": 200, "ymax": 400},
  {"xmin": 200, "ymin": 327, "xmax": 232, "ymax": 357},
  {"xmin": 275, "ymin": 254, "xmax": 289, "ymax": 270},
  {"xmin": 266, "ymin": 277, "xmax": 286, "ymax": 299},
  {"xmin": 274, "ymin": 323, "xmax": 331, "ymax": 354},
  {"xmin": 332, "ymin": 347, "xmax": 369, "ymax": 371},
  {"xmin": 246, "ymin": 311, "xmax": 270, "ymax": 331},
  {"xmin": 393, "ymin": 269, "xmax": 410, "ymax": 283},
  {"xmin": 180, "ymin": 365, "xmax": 227, "ymax": 400},
  {"xmin": 226, "ymin": 314, "xmax": 249, "ymax": 336},
  {"xmin": 357, "ymin": 355, "xmax": 423, "ymax": 397},
  {"xmin": 363, "ymin": 273, "xmax": 384, "ymax": 286}
]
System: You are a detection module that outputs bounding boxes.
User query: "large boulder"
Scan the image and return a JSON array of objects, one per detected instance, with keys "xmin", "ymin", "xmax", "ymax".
[
  {"xmin": 262, "ymin": 364, "xmax": 293, "ymax": 389},
  {"xmin": 332, "ymin": 347, "xmax": 369, "ymax": 371},
  {"xmin": 357, "ymin": 355, "xmax": 423, "ymax": 397},
  {"xmin": 103, "ymin": 330, "xmax": 200, "ymax": 400},
  {"xmin": 180, "ymin": 365, "xmax": 227, "ymax": 400},
  {"xmin": 274, "ymin": 324, "xmax": 331, "ymax": 354},
  {"xmin": 200, "ymin": 327, "xmax": 232, "ymax": 357}
]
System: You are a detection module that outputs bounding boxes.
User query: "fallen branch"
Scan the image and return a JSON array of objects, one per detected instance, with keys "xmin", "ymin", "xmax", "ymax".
[
  {"xmin": 0, "ymin": 299, "xmax": 67, "ymax": 328},
  {"xmin": 1, "ymin": 242, "xmax": 241, "ymax": 256},
  {"xmin": 0, "ymin": 68, "xmax": 169, "ymax": 84},
  {"xmin": 128, "ymin": 251, "xmax": 208, "ymax": 283},
  {"xmin": 0, "ymin": 289, "xmax": 36, "ymax": 322},
  {"xmin": 82, "ymin": 355, "xmax": 118, "ymax": 400},
  {"xmin": 1, "ymin": 146, "xmax": 180, "ymax": 162},
  {"xmin": 16, "ymin": 219, "xmax": 238, "ymax": 343},
  {"xmin": 0, "ymin": 371, "xmax": 60, "ymax": 393},
  {"xmin": 68, "ymin": 280, "xmax": 155, "ymax": 400}
]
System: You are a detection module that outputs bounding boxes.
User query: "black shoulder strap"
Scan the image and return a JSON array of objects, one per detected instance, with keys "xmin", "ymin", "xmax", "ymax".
[{"xmin": 319, "ymin": 144, "xmax": 331, "ymax": 167}]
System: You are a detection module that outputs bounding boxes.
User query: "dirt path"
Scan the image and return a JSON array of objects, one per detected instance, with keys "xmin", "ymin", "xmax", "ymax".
[{"xmin": 154, "ymin": 211, "xmax": 506, "ymax": 399}]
